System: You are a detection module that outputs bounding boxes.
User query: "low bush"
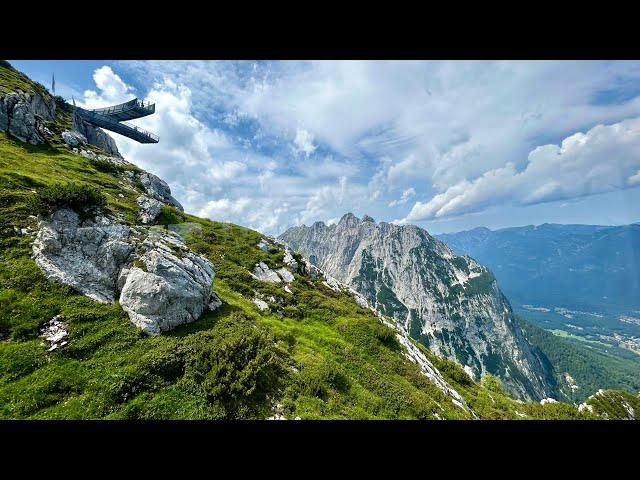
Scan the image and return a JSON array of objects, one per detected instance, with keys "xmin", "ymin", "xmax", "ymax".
[{"xmin": 29, "ymin": 183, "xmax": 106, "ymax": 218}]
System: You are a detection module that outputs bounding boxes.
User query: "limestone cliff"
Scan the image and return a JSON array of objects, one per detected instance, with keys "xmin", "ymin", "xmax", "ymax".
[{"xmin": 280, "ymin": 213, "xmax": 556, "ymax": 401}]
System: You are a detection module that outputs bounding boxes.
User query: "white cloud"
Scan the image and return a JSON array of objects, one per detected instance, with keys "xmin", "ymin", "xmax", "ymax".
[
  {"xmin": 294, "ymin": 128, "xmax": 317, "ymax": 157},
  {"xmin": 388, "ymin": 187, "xmax": 416, "ymax": 207},
  {"xmin": 404, "ymin": 117, "xmax": 640, "ymax": 221},
  {"xmin": 80, "ymin": 61, "xmax": 640, "ymax": 233},
  {"xmin": 80, "ymin": 66, "xmax": 134, "ymax": 109}
]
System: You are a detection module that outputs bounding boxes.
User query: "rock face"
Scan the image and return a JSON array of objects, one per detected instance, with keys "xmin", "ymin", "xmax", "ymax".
[
  {"xmin": 137, "ymin": 195, "xmax": 162, "ymax": 224},
  {"xmin": 32, "ymin": 208, "xmax": 215, "ymax": 335},
  {"xmin": 138, "ymin": 172, "xmax": 184, "ymax": 212},
  {"xmin": 0, "ymin": 90, "xmax": 56, "ymax": 145},
  {"xmin": 280, "ymin": 213, "xmax": 555, "ymax": 401},
  {"xmin": 72, "ymin": 110, "xmax": 121, "ymax": 157}
]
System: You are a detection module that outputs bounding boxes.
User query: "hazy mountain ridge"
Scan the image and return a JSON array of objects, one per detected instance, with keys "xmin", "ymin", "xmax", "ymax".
[
  {"xmin": 437, "ymin": 222, "xmax": 640, "ymax": 315},
  {"xmin": 280, "ymin": 213, "xmax": 556, "ymax": 401}
]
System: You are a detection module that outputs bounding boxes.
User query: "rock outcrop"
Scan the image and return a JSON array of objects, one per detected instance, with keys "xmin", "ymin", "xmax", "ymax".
[
  {"xmin": 71, "ymin": 110, "xmax": 121, "ymax": 157},
  {"xmin": 32, "ymin": 207, "xmax": 215, "ymax": 335},
  {"xmin": 62, "ymin": 130, "xmax": 87, "ymax": 148},
  {"xmin": 137, "ymin": 195, "xmax": 162, "ymax": 224},
  {"xmin": 280, "ymin": 213, "xmax": 555, "ymax": 401},
  {"xmin": 0, "ymin": 90, "xmax": 56, "ymax": 145},
  {"xmin": 138, "ymin": 172, "xmax": 184, "ymax": 212}
]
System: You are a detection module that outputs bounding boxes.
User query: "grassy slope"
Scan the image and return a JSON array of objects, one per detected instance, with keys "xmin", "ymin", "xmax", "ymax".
[{"xmin": 0, "ymin": 61, "xmax": 631, "ymax": 420}]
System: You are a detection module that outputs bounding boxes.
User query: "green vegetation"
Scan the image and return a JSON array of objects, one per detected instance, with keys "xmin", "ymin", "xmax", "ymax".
[
  {"xmin": 29, "ymin": 183, "xmax": 106, "ymax": 218},
  {"xmin": 518, "ymin": 317, "xmax": 640, "ymax": 403}
]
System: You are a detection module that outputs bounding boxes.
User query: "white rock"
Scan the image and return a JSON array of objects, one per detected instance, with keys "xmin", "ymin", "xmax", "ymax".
[
  {"xmin": 251, "ymin": 262, "xmax": 282, "ymax": 283},
  {"xmin": 253, "ymin": 298, "xmax": 269, "ymax": 312},
  {"xmin": 276, "ymin": 267, "xmax": 295, "ymax": 283},
  {"xmin": 32, "ymin": 208, "xmax": 215, "ymax": 335},
  {"xmin": 137, "ymin": 195, "xmax": 163, "ymax": 224},
  {"xmin": 61, "ymin": 130, "xmax": 87, "ymax": 147},
  {"xmin": 284, "ymin": 285, "xmax": 293, "ymax": 294},
  {"xmin": 283, "ymin": 249, "xmax": 299, "ymax": 272},
  {"xmin": 138, "ymin": 172, "xmax": 184, "ymax": 212},
  {"xmin": 540, "ymin": 397, "xmax": 558, "ymax": 405},
  {"xmin": 40, "ymin": 315, "xmax": 68, "ymax": 352}
]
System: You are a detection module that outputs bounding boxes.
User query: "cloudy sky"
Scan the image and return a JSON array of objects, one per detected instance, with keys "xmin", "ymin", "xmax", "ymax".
[{"xmin": 12, "ymin": 60, "xmax": 640, "ymax": 234}]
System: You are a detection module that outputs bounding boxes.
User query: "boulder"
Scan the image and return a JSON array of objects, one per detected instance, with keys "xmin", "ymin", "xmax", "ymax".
[
  {"xmin": 32, "ymin": 208, "xmax": 215, "ymax": 335},
  {"xmin": 137, "ymin": 172, "xmax": 184, "ymax": 211},
  {"xmin": 62, "ymin": 130, "xmax": 87, "ymax": 148},
  {"xmin": 251, "ymin": 262, "xmax": 282, "ymax": 283},
  {"xmin": 252, "ymin": 298, "xmax": 269, "ymax": 312},
  {"xmin": 137, "ymin": 195, "xmax": 163, "ymax": 224},
  {"xmin": 32, "ymin": 208, "xmax": 135, "ymax": 303},
  {"xmin": 276, "ymin": 267, "xmax": 295, "ymax": 283},
  {"xmin": 119, "ymin": 230, "xmax": 215, "ymax": 335}
]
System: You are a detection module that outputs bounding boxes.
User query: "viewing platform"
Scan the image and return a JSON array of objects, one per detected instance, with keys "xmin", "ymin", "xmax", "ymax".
[{"xmin": 76, "ymin": 98, "xmax": 159, "ymax": 144}]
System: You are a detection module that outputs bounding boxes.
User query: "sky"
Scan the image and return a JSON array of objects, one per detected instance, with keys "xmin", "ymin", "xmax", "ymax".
[{"xmin": 11, "ymin": 60, "xmax": 640, "ymax": 235}]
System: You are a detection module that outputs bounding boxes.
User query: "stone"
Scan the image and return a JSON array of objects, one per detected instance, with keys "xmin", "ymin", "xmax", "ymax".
[
  {"xmin": 257, "ymin": 238, "xmax": 271, "ymax": 252},
  {"xmin": 208, "ymin": 292, "xmax": 223, "ymax": 311},
  {"xmin": 137, "ymin": 195, "xmax": 163, "ymax": 224},
  {"xmin": 62, "ymin": 130, "xmax": 87, "ymax": 147},
  {"xmin": 0, "ymin": 90, "xmax": 57, "ymax": 145},
  {"xmin": 119, "ymin": 233, "xmax": 215, "ymax": 335},
  {"xmin": 252, "ymin": 298, "xmax": 269, "ymax": 312},
  {"xmin": 32, "ymin": 207, "xmax": 215, "ymax": 335},
  {"xmin": 33, "ymin": 208, "xmax": 135, "ymax": 303},
  {"xmin": 138, "ymin": 172, "xmax": 184, "ymax": 212},
  {"xmin": 251, "ymin": 262, "xmax": 282, "ymax": 283},
  {"xmin": 276, "ymin": 267, "xmax": 295, "ymax": 283},
  {"xmin": 72, "ymin": 110, "xmax": 121, "ymax": 157},
  {"xmin": 283, "ymin": 249, "xmax": 299, "ymax": 272},
  {"xmin": 40, "ymin": 315, "xmax": 68, "ymax": 353}
]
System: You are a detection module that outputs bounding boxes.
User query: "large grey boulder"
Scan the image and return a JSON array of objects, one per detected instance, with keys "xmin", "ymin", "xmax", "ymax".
[
  {"xmin": 137, "ymin": 172, "xmax": 184, "ymax": 212},
  {"xmin": 32, "ymin": 208, "xmax": 215, "ymax": 335},
  {"xmin": 33, "ymin": 208, "xmax": 135, "ymax": 302},
  {"xmin": 119, "ymin": 229, "xmax": 215, "ymax": 335}
]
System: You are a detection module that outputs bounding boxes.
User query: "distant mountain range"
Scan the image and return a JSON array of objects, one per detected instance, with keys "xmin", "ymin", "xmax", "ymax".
[{"xmin": 437, "ymin": 223, "xmax": 640, "ymax": 317}]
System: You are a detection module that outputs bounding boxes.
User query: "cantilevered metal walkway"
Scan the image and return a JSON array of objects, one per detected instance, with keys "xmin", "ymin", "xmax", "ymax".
[{"xmin": 76, "ymin": 98, "xmax": 159, "ymax": 143}]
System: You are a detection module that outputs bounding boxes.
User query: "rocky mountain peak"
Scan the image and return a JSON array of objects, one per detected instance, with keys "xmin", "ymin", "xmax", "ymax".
[{"xmin": 280, "ymin": 215, "xmax": 556, "ymax": 400}]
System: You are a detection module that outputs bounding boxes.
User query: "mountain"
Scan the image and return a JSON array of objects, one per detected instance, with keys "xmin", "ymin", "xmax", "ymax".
[
  {"xmin": 2, "ymin": 60, "xmax": 637, "ymax": 419},
  {"xmin": 279, "ymin": 213, "xmax": 556, "ymax": 401},
  {"xmin": 437, "ymin": 223, "xmax": 640, "ymax": 316}
]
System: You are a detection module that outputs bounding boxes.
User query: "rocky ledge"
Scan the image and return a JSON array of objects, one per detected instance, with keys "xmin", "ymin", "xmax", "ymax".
[{"xmin": 32, "ymin": 208, "xmax": 216, "ymax": 335}]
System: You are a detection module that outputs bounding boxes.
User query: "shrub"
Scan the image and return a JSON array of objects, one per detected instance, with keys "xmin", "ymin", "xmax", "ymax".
[
  {"xmin": 181, "ymin": 313, "xmax": 289, "ymax": 418},
  {"xmin": 90, "ymin": 158, "xmax": 123, "ymax": 175},
  {"xmin": 29, "ymin": 183, "xmax": 106, "ymax": 218}
]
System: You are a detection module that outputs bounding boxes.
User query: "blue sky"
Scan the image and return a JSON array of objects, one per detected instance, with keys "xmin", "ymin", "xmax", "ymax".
[{"xmin": 11, "ymin": 60, "xmax": 640, "ymax": 234}]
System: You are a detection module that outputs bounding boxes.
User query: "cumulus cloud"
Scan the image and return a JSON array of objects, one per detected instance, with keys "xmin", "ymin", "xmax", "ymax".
[
  {"xmin": 80, "ymin": 61, "xmax": 640, "ymax": 233},
  {"xmin": 403, "ymin": 117, "xmax": 640, "ymax": 221},
  {"xmin": 80, "ymin": 66, "xmax": 134, "ymax": 108}
]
